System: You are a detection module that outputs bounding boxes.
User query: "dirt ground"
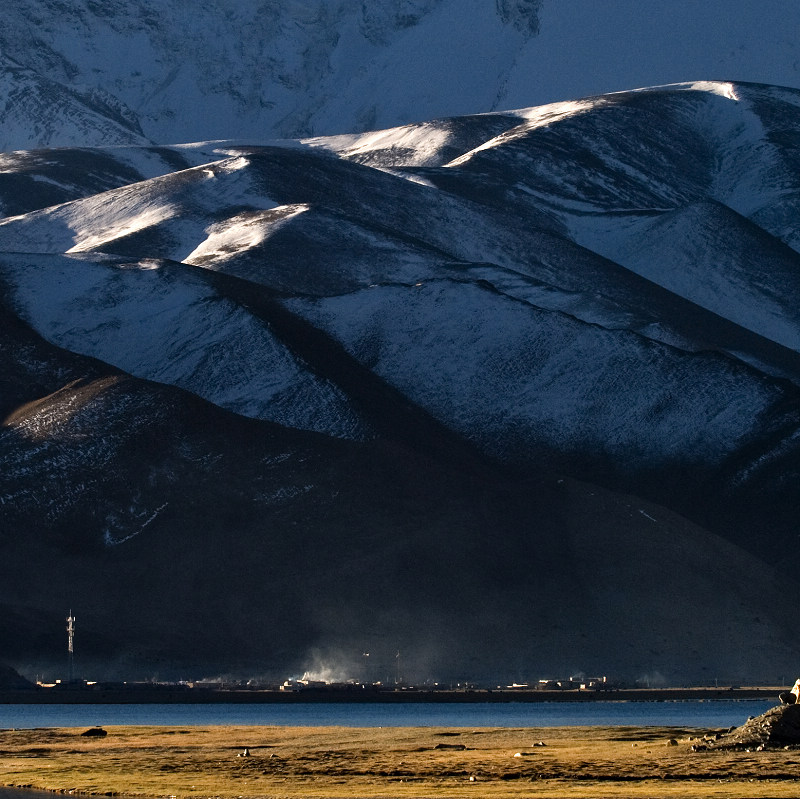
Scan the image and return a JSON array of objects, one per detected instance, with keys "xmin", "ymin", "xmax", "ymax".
[{"xmin": 1, "ymin": 724, "xmax": 800, "ymax": 799}]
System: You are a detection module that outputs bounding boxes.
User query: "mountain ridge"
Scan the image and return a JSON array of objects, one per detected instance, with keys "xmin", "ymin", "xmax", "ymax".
[{"xmin": 2, "ymin": 79, "xmax": 800, "ymax": 682}]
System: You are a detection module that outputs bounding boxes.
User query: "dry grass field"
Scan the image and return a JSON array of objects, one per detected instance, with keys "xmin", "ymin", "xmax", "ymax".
[{"xmin": 2, "ymin": 724, "xmax": 800, "ymax": 799}]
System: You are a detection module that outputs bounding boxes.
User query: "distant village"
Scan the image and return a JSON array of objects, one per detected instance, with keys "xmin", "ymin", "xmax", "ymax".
[
  {"xmin": 6, "ymin": 673, "xmax": 778, "ymax": 706},
  {"xmin": 32, "ymin": 674, "xmax": 614, "ymax": 694},
  {"xmin": 4, "ymin": 616, "xmax": 771, "ymax": 700},
  {"xmin": 276, "ymin": 675, "xmax": 613, "ymax": 693}
]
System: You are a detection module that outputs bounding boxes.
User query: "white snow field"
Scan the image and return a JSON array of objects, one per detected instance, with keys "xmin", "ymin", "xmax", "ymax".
[{"xmin": 1, "ymin": 0, "xmax": 800, "ymax": 150}]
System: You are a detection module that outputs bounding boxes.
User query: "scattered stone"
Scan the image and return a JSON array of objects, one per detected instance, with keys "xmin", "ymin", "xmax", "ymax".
[
  {"xmin": 667, "ymin": 738, "xmax": 678, "ymax": 746},
  {"xmin": 237, "ymin": 748, "xmax": 251, "ymax": 757}
]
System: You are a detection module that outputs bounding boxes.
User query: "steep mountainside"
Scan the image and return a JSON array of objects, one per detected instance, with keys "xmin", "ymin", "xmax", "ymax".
[
  {"xmin": 1, "ymin": 0, "xmax": 799, "ymax": 150},
  {"xmin": 2, "ymin": 81, "xmax": 800, "ymax": 682}
]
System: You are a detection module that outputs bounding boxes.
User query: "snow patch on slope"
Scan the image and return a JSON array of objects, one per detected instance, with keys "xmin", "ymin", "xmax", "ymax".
[
  {"xmin": 0, "ymin": 156, "xmax": 277, "ymax": 260},
  {"xmin": 287, "ymin": 280, "xmax": 787, "ymax": 469},
  {"xmin": 0, "ymin": 254, "xmax": 367, "ymax": 439},
  {"xmin": 571, "ymin": 202, "xmax": 800, "ymax": 353},
  {"xmin": 305, "ymin": 123, "xmax": 454, "ymax": 167},
  {"xmin": 184, "ymin": 205, "xmax": 309, "ymax": 266}
]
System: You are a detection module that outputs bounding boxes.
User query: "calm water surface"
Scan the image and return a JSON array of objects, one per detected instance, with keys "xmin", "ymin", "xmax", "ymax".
[{"xmin": 0, "ymin": 700, "xmax": 774, "ymax": 729}]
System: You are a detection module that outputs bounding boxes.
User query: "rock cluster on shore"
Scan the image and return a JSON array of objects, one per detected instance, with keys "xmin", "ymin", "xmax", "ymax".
[{"xmin": 698, "ymin": 704, "xmax": 800, "ymax": 751}]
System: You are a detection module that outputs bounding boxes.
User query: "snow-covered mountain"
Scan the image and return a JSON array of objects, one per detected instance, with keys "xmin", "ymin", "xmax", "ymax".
[
  {"xmin": 1, "ymin": 0, "xmax": 800, "ymax": 150},
  {"xmin": 3, "ymin": 76, "xmax": 800, "ymax": 682}
]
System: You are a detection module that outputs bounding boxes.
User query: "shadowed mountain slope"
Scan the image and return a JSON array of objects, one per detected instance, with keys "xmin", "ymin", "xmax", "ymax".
[{"xmin": 2, "ymin": 81, "xmax": 800, "ymax": 682}]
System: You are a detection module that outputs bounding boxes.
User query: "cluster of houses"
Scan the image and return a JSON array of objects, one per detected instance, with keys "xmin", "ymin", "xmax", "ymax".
[
  {"xmin": 529, "ymin": 676, "xmax": 609, "ymax": 691},
  {"xmin": 277, "ymin": 675, "xmax": 612, "ymax": 692}
]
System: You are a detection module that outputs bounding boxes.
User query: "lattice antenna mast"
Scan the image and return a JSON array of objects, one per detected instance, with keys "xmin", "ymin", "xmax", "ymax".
[{"xmin": 66, "ymin": 611, "xmax": 75, "ymax": 684}]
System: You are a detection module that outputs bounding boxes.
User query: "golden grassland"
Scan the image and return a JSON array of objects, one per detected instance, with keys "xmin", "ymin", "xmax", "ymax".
[{"xmin": 1, "ymin": 723, "xmax": 800, "ymax": 799}]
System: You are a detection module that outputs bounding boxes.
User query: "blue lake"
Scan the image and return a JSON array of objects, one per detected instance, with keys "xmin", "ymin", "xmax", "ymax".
[{"xmin": 0, "ymin": 700, "xmax": 774, "ymax": 729}]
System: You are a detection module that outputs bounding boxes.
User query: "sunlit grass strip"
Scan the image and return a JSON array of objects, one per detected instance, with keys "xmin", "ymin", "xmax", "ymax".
[{"xmin": 2, "ymin": 724, "xmax": 800, "ymax": 799}]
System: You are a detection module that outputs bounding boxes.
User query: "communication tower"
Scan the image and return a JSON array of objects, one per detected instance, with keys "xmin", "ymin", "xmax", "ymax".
[{"xmin": 66, "ymin": 611, "xmax": 75, "ymax": 684}]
